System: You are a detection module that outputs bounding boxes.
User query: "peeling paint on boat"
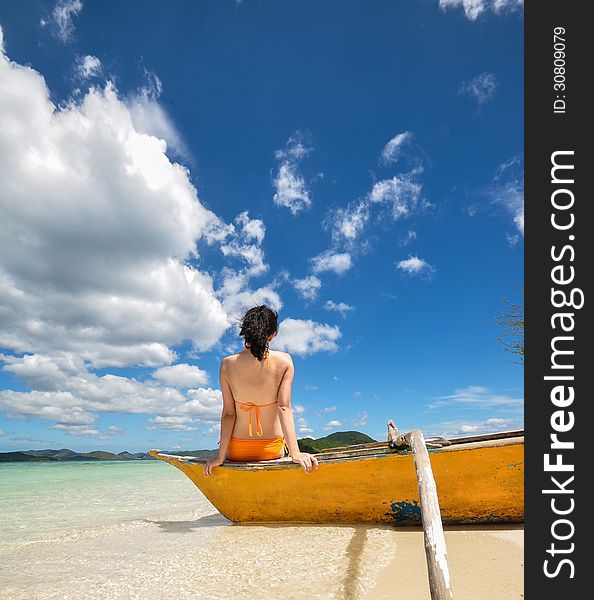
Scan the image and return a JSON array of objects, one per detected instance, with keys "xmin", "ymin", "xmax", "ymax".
[{"xmin": 384, "ymin": 500, "xmax": 422, "ymax": 523}]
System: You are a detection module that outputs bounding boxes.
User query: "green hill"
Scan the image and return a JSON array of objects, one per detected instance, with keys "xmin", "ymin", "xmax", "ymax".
[
  {"xmin": 297, "ymin": 431, "xmax": 376, "ymax": 454},
  {"xmin": 21, "ymin": 448, "xmax": 77, "ymax": 458},
  {"xmin": 0, "ymin": 451, "xmax": 56, "ymax": 462}
]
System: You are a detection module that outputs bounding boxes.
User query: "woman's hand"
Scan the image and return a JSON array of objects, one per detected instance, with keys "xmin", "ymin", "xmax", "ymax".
[
  {"xmin": 291, "ymin": 451, "xmax": 319, "ymax": 474},
  {"xmin": 203, "ymin": 455, "xmax": 225, "ymax": 477}
]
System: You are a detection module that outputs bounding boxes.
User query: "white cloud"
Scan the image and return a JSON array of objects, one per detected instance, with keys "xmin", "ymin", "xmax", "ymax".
[
  {"xmin": 324, "ymin": 420, "xmax": 342, "ymax": 430},
  {"xmin": 183, "ymin": 387, "xmax": 224, "ymax": 423},
  {"xmin": 439, "ymin": 0, "xmax": 487, "ymax": 20},
  {"xmin": 352, "ymin": 411, "xmax": 368, "ymax": 427},
  {"xmin": 506, "ymin": 233, "xmax": 519, "ymax": 247},
  {"xmin": 426, "ymin": 385, "xmax": 523, "ymax": 410},
  {"xmin": 426, "ymin": 417, "xmax": 523, "ymax": 438},
  {"xmin": 50, "ymin": 423, "xmax": 108, "ymax": 438},
  {"xmin": 214, "ymin": 210, "xmax": 278, "ymax": 319},
  {"xmin": 220, "ymin": 243, "xmax": 267, "ymax": 277},
  {"xmin": 396, "ymin": 256, "xmax": 435, "ymax": 276},
  {"xmin": 369, "ymin": 174, "xmax": 423, "ymax": 218},
  {"xmin": 381, "ymin": 131, "xmax": 412, "ymax": 164},
  {"xmin": 0, "ymin": 389, "xmax": 96, "ymax": 426},
  {"xmin": 147, "ymin": 415, "xmax": 197, "ymax": 432},
  {"xmin": 275, "ymin": 132, "xmax": 312, "ymax": 162},
  {"xmin": 297, "ymin": 415, "xmax": 314, "ymax": 435},
  {"xmin": 271, "ymin": 319, "xmax": 341, "ymax": 356},
  {"xmin": 234, "ymin": 211, "xmax": 265, "ymax": 244},
  {"xmin": 51, "ymin": 0, "xmax": 83, "ymax": 42},
  {"xmin": 0, "ymin": 352, "xmax": 80, "ymax": 391},
  {"xmin": 438, "ymin": 0, "xmax": 523, "ymax": 21},
  {"xmin": 466, "ymin": 158, "xmax": 523, "ymax": 239},
  {"xmin": 294, "ymin": 405, "xmax": 313, "ymax": 434},
  {"xmin": 0, "ymin": 352, "xmax": 224, "ymax": 431},
  {"xmin": 272, "ymin": 132, "xmax": 313, "ymax": 215},
  {"xmin": 75, "ymin": 55, "xmax": 101, "ymax": 79},
  {"xmin": 292, "ymin": 275, "xmax": 322, "ymax": 301},
  {"xmin": 55, "ymin": 421, "xmax": 128, "ymax": 441},
  {"xmin": 326, "ymin": 137, "xmax": 425, "ymax": 248},
  {"xmin": 324, "ymin": 300, "xmax": 354, "ymax": 315},
  {"xmin": 492, "ymin": 0, "xmax": 524, "ymax": 13},
  {"xmin": 490, "ymin": 158, "xmax": 524, "ymax": 236},
  {"xmin": 319, "ymin": 406, "xmax": 337, "ymax": 414},
  {"xmin": 398, "ymin": 230, "xmax": 417, "ymax": 246},
  {"xmin": 0, "ymin": 40, "xmax": 236, "ymax": 368},
  {"xmin": 458, "ymin": 72, "xmax": 497, "ymax": 105},
  {"xmin": 272, "ymin": 164, "xmax": 311, "ymax": 215},
  {"xmin": 514, "ymin": 210, "xmax": 524, "ymax": 234},
  {"xmin": 329, "ymin": 201, "xmax": 370, "ymax": 245},
  {"xmin": 128, "ymin": 71, "xmax": 191, "ymax": 161},
  {"xmin": 311, "ymin": 251, "xmax": 352, "ymax": 275},
  {"xmin": 218, "ymin": 269, "xmax": 282, "ymax": 320},
  {"xmin": 153, "ymin": 364, "xmax": 210, "ymax": 388},
  {"xmin": 220, "ymin": 212, "xmax": 268, "ymax": 277},
  {"xmin": 107, "ymin": 425, "xmax": 126, "ymax": 435}
]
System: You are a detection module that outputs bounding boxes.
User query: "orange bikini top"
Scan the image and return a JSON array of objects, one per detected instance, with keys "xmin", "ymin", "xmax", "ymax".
[{"xmin": 235, "ymin": 400, "xmax": 278, "ymax": 437}]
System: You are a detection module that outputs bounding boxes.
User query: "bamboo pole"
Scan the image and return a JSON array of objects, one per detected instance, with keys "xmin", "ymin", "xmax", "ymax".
[
  {"xmin": 408, "ymin": 429, "xmax": 453, "ymax": 600},
  {"xmin": 388, "ymin": 422, "xmax": 453, "ymax": 600}
]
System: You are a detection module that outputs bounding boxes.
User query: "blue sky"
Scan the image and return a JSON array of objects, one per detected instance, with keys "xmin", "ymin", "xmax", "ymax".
[{"xmin": 0, "ymin": 0, "xmax": 523, "ymax": 452}]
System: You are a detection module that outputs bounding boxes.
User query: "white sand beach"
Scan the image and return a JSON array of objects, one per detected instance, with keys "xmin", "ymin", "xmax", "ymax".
[
  {"xmin": 367, "ymin": 527, "xmax": 524, "ymax": 600},
  {"xmin": 0, "ymin": 461, "xmax": 523, "ymax": 600}
]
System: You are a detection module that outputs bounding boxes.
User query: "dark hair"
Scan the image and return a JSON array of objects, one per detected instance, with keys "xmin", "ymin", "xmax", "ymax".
[{"xmin": 239, "ymin": 305, "xmax": 279, "ymax": 361}]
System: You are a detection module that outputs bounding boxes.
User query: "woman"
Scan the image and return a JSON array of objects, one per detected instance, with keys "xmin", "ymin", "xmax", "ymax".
[{"xmin": 203, "ymin": 305, "xmax": 319, "ymax": 476}]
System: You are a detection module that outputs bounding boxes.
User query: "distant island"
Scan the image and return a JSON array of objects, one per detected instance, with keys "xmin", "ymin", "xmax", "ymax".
[
  {"xmin": 0, "ymin": 449, "xmax": 151, "ymax": 462},
  {"xmin": 0, "ymin": 431, "xmax": 376, "ymax": 462}
]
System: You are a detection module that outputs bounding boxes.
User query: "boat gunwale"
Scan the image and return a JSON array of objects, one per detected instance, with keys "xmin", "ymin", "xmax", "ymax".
[{"xmin": 148, "ymin": 430, "xmax": 524, "ymax": 470}]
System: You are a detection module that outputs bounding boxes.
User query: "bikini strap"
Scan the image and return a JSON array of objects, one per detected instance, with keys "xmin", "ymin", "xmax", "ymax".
[{"xmin": 235, "ymin": 400, "xmax": 278, "ymax": 437}]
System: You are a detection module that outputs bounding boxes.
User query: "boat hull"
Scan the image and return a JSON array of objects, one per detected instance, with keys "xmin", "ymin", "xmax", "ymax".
[{"xmin": 149, "ymin": 436, "xmax": 523, "ymax": 524}]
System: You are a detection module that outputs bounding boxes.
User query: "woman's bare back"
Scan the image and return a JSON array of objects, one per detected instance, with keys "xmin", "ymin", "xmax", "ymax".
[{"xmin": 222, "ymin": 348, "xmax": 292, "ymax": 439}]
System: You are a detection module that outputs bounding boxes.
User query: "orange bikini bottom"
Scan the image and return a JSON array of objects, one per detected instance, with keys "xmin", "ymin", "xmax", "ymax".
[{"xmin": 227, "ymin": 435, "xmax": 287, "ymax": 461}]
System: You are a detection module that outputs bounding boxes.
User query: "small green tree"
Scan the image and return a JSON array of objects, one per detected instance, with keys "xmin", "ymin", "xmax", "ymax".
[{"xmin": 496, "ymin": 286, "xmax": 524, "ymax": 364}]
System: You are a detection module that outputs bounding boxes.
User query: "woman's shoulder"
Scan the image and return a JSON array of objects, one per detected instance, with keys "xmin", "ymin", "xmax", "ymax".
[
  {"xmin": 269, "ymin": 350, "xmax": 293, "ymax": 365},
  {"xmin": 220, "ymin": 353, "xmax": 240, "ymax": 367}
]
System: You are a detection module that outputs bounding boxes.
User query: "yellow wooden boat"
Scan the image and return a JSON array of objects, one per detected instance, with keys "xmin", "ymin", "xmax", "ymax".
[{"xmin": 148, "ymin": 429, "xmax": 523, "ymax": 524}]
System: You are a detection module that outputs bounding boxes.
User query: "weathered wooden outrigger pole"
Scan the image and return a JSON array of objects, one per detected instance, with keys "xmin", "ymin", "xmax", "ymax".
[{"xmin": 388, "ymin": 420, "xmax": 453, "ymax": 600}]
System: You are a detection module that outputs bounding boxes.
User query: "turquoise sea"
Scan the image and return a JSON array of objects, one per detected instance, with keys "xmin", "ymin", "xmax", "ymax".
[
  {"xmin": 0, "ymin": 460, "xmax": 396, "ymax": 599},
  {"xmin": 0, "ymin": 460, "xmax": 205, "ymax": 543}
]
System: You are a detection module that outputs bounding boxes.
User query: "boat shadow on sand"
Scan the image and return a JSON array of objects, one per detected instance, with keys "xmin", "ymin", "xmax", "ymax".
[
  {"xmin": 144, "ymin": 511, "xmax": 524, "ymax": 534},
  {"xmin": 142, "ymin": 512, "xmax": 230, "ymax": 532}
]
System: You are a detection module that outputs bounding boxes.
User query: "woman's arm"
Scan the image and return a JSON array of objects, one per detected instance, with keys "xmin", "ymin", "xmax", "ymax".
[
  {"xmin": 204, "ymin": 359, "xmax": 236, "ymax": 476},
  {"xmin": 277, "ymin": 354, "xmax": 318, "ymax": 474}
]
